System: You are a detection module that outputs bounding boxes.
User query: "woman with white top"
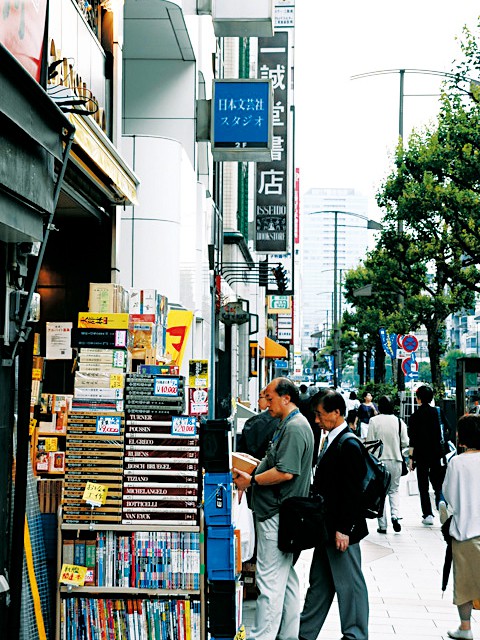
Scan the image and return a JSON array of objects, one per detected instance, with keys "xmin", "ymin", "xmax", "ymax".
[
  {"xmin": 366, "ymin": 395, "xmax": 409, "ymax": 534},
  {"xmin": 442, "ymin": 414, "xmax": 480, "ymax": 640}
]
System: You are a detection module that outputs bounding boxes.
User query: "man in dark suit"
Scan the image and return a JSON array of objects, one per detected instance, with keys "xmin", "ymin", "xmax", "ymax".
[
  {"xmin": 299, "ymin": 391, "xmax": 369, "ymax": 640},
  {"xmin": 408, "ymin": 385, "xmax": 448, "ymax": 525}
]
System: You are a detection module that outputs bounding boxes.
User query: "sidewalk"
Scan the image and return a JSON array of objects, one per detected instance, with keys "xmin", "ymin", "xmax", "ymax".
[{"xmin": 242, "ymin": 473, "xmax": 480, "ymax": 640}]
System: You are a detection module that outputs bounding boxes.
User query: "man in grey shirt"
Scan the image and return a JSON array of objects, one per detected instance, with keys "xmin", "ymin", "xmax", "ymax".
[{"xmin": 234, "ymin": 377, "xmax": 314, "ymax": 640}]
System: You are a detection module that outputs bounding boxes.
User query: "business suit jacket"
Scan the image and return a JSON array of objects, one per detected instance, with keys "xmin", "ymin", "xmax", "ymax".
[
  {"xmin": 408, "ymin": 404, "xmax": 446, "ymax": 464},
  {"xmin": 312, "ymin": 427, "xmax": 369, "ymax": 545}
]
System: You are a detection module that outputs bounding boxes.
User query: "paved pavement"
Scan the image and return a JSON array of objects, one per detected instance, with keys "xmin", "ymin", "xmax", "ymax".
[{"xmin": 242, "ymin": 472, "xmax": 480, "ymax": 640}]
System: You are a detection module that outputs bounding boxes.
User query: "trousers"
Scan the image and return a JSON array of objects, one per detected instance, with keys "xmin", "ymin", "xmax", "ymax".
[
  {"xmin": 377, "ymin": 459, "xmax": 402, "ymax": 530},
  {"xmin": 300, "ymin": 542, "xmax": 369, "ymax": 640},
  {"xmin": 416, "ymin": 460, "xmax": 446, "ymax": 517},
  {"xmin": 251, "ymin": 513, "xmax": 300, "ymax": 640}
]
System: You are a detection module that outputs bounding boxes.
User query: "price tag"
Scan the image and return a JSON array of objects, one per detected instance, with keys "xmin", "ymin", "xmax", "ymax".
[
  {"xmin": 59, "ymin": 563, "xmax": 87, "ymax": 587},
  {"xmin": 82, "ymin": 481, "xmax": 108, "ymax": 507},
  {"xmin": 32, "ymin": 368, "xmax": 42, "ymax": 380},
  {"xmin": 109, "ymin": 374, "xmax": 124, "ymax": 389}
]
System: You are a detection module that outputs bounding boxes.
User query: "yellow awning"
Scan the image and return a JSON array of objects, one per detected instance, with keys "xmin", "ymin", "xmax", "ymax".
[{"xmin": 264, "ymin": 336, "xmax": 288, "ymax": 359}]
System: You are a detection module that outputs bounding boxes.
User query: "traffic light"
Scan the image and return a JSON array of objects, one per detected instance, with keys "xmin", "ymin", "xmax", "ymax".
[{"xmin": 272, "ymin": 264, "xmax": 288, "ymax": 293}]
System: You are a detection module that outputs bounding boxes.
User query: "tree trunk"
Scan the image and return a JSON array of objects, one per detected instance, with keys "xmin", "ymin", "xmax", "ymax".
[
  {"xmin": 358, "ymin": 352, "xmax": 365, "ymax": 386},
  {"xmin": 374, "ymin": 335, "xmax": 386, "ymax": 383},
  {"xmin": 425, "ymin": 315, "xmax": 445, "ymax": 398},
  {"xmin": 365, "ymin": 348, "xmax": 372, "ymax": 383}
]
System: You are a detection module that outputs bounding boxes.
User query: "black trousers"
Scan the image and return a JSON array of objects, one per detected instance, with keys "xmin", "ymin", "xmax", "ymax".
[{"xmin": 416, "ymin": 460, "xmax": 446, "ymax": 517}]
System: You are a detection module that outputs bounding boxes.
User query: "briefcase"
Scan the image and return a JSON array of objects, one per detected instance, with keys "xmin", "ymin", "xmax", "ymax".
[{"xmin": 278, "ymin": 494, "xmax": 326, "ymax": 553}]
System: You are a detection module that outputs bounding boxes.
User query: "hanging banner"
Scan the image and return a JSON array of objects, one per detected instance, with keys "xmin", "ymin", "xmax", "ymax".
[
  {"xmin": 249, "ymin": 341, "xmax": 258, "ymax": 377},
  {"xmin": 379, "ymin": 328, "xmax": 397, "ymax": 359},
  {"xmin": 255, "ymin": 31, "xmax": 289, "ymax": 252},
  {"xmin": 165, "ymin": 310, "xmax": 194, "ymax": 367}
]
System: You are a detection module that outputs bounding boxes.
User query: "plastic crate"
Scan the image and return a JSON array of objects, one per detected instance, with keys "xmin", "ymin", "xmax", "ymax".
[
  {"xmin": 208, "ymin": 580, "xmax": 243, "ymax": 637},
  {"xmin": 206, "ymin": 525, "xmax": 237, "ymax": 580},
  {"xmin": 204, "ymin": 472, "xmax": 233, "ymax": 526}
]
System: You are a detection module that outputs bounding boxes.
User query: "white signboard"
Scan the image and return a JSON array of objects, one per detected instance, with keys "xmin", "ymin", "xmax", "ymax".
[{"xmin": 46, "ymin": 322, "xmax": 72, "ymax": 360}]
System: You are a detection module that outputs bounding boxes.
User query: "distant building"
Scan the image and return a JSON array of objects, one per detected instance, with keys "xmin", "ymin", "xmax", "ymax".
[{"xmin": 300, "ymin": 188, "xmax": 369, "ymax": 354}]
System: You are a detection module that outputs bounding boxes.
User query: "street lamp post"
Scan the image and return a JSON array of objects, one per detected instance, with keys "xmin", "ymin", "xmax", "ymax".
[{"xmin": 308, "ymin": 209, "xmax": 382, "ymax": 388}]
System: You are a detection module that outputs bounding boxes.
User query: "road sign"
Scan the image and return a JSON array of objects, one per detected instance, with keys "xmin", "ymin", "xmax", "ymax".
[
  {"xmin": 402, "ymin": 334, "xmax": 419, "ymax": 353},
  {"xmin": 401, "ymin": 352, "xmax": 419, "ymax": 380},
  {"xmin": 275, "ymin": 360, "xmax": 288, "ymax": 369}
]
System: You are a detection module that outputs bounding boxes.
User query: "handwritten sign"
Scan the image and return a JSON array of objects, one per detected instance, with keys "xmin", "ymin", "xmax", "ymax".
[
  {"xmin": 59, "ymin": 563, "xmax": 88, "ymax": 587},
  {"xmin": 154, "ymin": 377, "xmax": 179, "ymax": 397},
  {"xmin": 109, "ymin": 374, "xmax": 124, "ymax": 389},
  {"xmin": 82, "ymin": 482, "xmax": 108, "ymax": 507},
  {"xmin": 95, "ymin": 416, "xmax": 121, "ymax": 435},
  {"xmin": 171, "ymin": 416, "xmax": 197, "ymax": 436}
]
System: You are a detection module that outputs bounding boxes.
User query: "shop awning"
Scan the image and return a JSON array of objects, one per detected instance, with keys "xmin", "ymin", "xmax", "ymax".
[
  {"xmin": 0, "ymin": 43, "xmax": 74, "ymax": 242},
  {"xmin": 264, "ymin": 336, "xmax": 288, "ymax": 359},
  {"xmin": 67, "ymin": 113, "xmax": 139, "ymax": 206}
]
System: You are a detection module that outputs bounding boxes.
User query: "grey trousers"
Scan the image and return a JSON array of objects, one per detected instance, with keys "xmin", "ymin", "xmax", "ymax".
[{"xmin": 300, "ymin": 542, "xmax": 369, "ymax": 640}]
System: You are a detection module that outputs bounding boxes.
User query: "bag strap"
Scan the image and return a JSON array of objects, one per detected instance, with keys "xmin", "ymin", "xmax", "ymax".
[{"xmin": 398, "ymin": 417, "xmax": 403, "ymax": 459}]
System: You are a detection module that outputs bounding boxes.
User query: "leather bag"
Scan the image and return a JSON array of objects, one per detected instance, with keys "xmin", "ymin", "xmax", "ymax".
[{"xmin": 278, "ymin": 493, "xmax": 327, "ymax": 553}]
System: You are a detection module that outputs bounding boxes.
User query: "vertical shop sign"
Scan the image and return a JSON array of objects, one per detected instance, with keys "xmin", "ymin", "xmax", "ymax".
[
  {"xmin": 294, "ymin": 167, "xmax": 300, "ymax": 244},
  {"xmin": 255, "ymin": 31, "xmax": 289, "ymax": 252},
  {"xmin": 249, "ymin": 341, "xmax": 258, "ymax": 377}
]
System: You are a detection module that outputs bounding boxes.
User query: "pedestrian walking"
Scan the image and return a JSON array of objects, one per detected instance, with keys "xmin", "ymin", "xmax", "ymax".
[
  {"xmin": 442, "ymin": 414, "xmax": 480, "ymax": 640},
  {"xmin": 357, "ymin": 391, "xmax": 378, "ymax": 439},
  {"xmin": 408, "ymin": 385, "xmax": 449, "ymax": 525},
  {"xmin": 299, "ymin": 391, "xmax": 369, "ymax": 640},
  {"xmin": 233, "ymin": 377, "xmax": 314, "ymax": 640},
  {"xmin": 366, "ymin": 395, "xmax": 409, "ymax": 534}
]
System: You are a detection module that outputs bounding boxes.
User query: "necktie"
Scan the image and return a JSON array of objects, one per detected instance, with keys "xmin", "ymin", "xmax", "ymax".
[{"xmin": 317, "ymin": 436, "xmax": 328, "ymax": 462}]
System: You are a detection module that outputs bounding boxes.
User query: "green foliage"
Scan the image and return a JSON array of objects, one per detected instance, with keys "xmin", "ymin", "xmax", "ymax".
[
  {"xmin": 418, "ymin": 361, "xmax": 432, "ymax": 383},
  {"xmin": 358, "ymin": 382, "xmax": 399, "ymax": 408}
]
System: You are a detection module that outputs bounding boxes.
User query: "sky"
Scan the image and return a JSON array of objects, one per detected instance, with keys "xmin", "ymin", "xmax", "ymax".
[{"xmin": 294, "ymin": 2, "xmax": 480, "ymax": 220}]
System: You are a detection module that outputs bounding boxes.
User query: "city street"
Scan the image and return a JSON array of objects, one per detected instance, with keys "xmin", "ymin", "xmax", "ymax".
[{"xmin": 243, "ymin": 472, "xmax": 480, "ymax": 640}]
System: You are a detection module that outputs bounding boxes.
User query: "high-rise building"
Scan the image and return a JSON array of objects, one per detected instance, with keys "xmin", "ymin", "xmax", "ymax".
[{"xmin": 300, "ymin": 188, "xmax": 369, "ymax": 354}]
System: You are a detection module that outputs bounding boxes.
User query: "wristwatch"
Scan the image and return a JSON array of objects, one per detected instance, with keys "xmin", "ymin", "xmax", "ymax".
[{"xmin": 250, "ymin": 469, "xmax": 257, "ymax": 487}]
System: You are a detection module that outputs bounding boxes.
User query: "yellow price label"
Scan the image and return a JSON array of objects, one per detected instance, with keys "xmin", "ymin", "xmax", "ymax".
[
  {"xmin": 109, "ymin": 374, "xmax": 124, "ymax": 389},
  {"xmin": 32, "ymin": 368, "xmax": 42, "ymax": 380},
  {"xmin": 59, "ymin": 563, "xmax": 87, "ymax": 587},
  {"xmin": 82, "ymin": 481, "xmax": 108, "ymax": 506}
]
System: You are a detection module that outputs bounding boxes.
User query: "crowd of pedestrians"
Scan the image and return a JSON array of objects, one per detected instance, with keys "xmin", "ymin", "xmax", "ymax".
[{"xmin": 232, "ymin": 380, "xmax": 480, "ymax": 640}]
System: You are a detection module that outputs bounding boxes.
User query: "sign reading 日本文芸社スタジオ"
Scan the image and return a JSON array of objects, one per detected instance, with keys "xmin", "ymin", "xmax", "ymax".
[
  {"xmin": 255, "ymin": 31, "xmax": 289, "ymax": 253},
  {"xmin": 211, "ymin": 79, "xmax": 273, "ymax": 161}
]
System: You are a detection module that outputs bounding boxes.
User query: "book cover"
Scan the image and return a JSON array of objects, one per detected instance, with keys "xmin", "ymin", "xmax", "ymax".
[
  {"xmin": 73, "ymin": 539, "xmax": 86, "ymax": 566},
  {"xmin": 62, "ymin": 539, "xmax": 74, "ymax": 565}
]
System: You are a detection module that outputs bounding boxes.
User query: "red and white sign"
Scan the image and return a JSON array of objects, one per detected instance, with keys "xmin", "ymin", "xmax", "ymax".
[
  {"xmin": 0, "ymin": 0, "xmax": 48, "ymax": 81},
  {"xmin": 189, "ymin": 388, "xmax": 208, "ymax": 415}
]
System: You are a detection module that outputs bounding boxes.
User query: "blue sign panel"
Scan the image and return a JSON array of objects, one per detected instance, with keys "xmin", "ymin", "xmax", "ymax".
[
  {"xmin": 275, "ymin": 360, "xmax": 288, "ymax": 369},
  {"xmin": 212, "ymin": 80, "xmax": 271, "ymax": 151}
]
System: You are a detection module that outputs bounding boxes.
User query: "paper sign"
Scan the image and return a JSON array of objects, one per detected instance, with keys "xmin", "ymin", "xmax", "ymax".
[
  {"xmin": 171, "ymin": 416, "xmax": 197, "ymax": 436},
  {"xmin": 154, "ymin": 377, "xmax": 179, "ymax": 396},
  {"xmin": 46, "ymin": 322, "xmax": 73, "ymax": 360},
  {"xmin": 82, "ymin": 482, "xmax": 108, "ymax": 506},
  {"xmin": 59, "ymin": 563, "xmax": 88, "ymax": 587},
  {"xmin": 109, "ymin": 374, "xmax": 124, "ymax": 389}
]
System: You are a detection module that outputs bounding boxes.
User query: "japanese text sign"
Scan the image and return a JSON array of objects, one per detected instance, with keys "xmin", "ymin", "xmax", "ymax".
[
  {"xmin": 82, "ymin": 481, "xmax": 108, "ymax": 506},
  {"xmin": 212, "ymin": 79, "xmax": 272, "ymax": 161},
  {"xmin": 59, "ymin": 564, "xmax": 88, "ymax": 587},
  {"xmin": 255, "ymin": 31, "xmax": 290, "ymax": 252}
]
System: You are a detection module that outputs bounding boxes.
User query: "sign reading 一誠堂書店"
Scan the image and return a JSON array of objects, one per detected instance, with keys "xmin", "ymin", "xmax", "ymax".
[{"xmin": 255, "ymin": 31, "xmax": 289, "ymax": 253}]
